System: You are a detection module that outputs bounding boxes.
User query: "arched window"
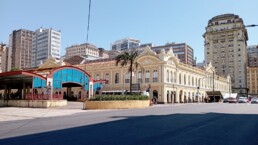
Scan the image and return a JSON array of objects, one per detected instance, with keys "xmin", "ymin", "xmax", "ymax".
[
  {"xmin": 174, "ymin": 72, "xmax": 177, "ymax": 83},
  {"xmin": 179, "ymin": 73, "xmax": 181, "ymax": 84},
  {"xmin": 105, "ymin": 73, "xmax": 109, "ymax": 84},
  {"xmin": 153, "ymin": 70, "xmax": 158, "ymax": 82},
  {"xmin": 96, "ymin": 74, "xmax": 100, "ymax": 80},
  {"xmin": 125, "ymin": 72, "xmax": 130, "ymax": 83},
  {"xmin": 115, "ymin": 73, "xmax": 119, "ymax": 83},
  {"xmin": 192, "ymin": 77, "xmax": 194, "ymax": 86},
  {"xmin": 188, "ymin": 75, "xmax": 190, "ymax": 85},
  {"xmin": 184, "ymin": 74, "xmax": 186, "ymax": 85},
  {"xmin": 145, "ymin": 70, "xmax": 150, "ymax": 83},
  {"xmin": 170, "ymin": 71, "xmax": 173, "ymax": 82},
  {"xmin": 138, "ymin": 71, "xmax": 142, "ymax": 83},
  {"xmin": 167, "ymin": 70, "xmax": 169, "ymax": 82}
]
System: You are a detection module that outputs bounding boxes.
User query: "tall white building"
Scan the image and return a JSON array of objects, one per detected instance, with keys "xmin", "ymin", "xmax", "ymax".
[
  {"xmin": 32, "ymin": 28, "xmax": 61, "ymax": 67},
  {"xmin": 203, "ymin": 14, "xmax": 248, "ymax": 96},
  {"xmin": 111, "ymin": 37, "xmax": 140, "ymax": 51}
]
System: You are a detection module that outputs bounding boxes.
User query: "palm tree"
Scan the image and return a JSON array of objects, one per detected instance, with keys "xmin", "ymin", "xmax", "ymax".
[{"xmin": 116, "ymin": 49, "xmax": 143, "ymax": 95}]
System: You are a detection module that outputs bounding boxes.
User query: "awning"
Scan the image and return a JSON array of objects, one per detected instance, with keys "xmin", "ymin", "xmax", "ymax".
[
  {"xmin": 206, "ymin": 91, "xmax": 222, "ymax": 97},
  {"xmin": 0, "ymin": 71, "xmax": 46, "ymax": 89}
]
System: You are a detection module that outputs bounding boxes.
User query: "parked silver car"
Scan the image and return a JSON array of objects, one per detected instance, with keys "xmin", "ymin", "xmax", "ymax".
[
  {"xmin": 251, "ymin": 98, "xmax": 258, "ymax": 104},
  {"xmin": 238, "ymin": 97, "xmax": 248, "ymax": 103}
]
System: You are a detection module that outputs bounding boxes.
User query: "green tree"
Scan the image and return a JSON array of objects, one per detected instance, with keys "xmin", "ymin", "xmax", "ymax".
[{"xmin": 116, "ymin": 49, "xmax": 143, "ymax": 95}]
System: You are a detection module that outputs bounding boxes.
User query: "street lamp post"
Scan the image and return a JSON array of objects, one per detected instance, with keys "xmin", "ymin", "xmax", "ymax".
[
  {"xmin": 245, "ymin": 24, "xmax": 258, "ymax": 27},
  {"xmin": 213, "ymin": 71, "xmax": 215, "ymax": 102}
]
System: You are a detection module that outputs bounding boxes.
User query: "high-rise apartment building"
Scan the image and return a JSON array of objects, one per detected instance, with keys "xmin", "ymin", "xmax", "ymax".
[
  {"xmin": 7, "ymin": 29, "xmax": 33, "ymax": 71},
  {"xmin": 247, "ymin": 67, "xmax": 258, "ymax": 96},
  {"xmin": 0, "ymin": 43, "xmax": 8, "ymax": 72},
  {"xmin": 1, "ymin": 47, "xmax": 8, "ymax": 72},
  {"xmin": 65, "ymin": 43, "xmax": 108, "ymax": 60},
  {"xmin": 152, "ymin": 43, "xmax": 194, "ymax": 65},
  {"xmin": 247, "ymin": 45, "xmax": 258, "ymax": 67},
  {"xmin": 111, "ymin": 38, "xmax": 140, "ymax": 51},
  {"xmin": 0, "ymin": 43, "xmax": 4, "ymax": 72},
  {"xmin": 203, "ymin": 14, "xmax": 248, "ymax": 95},
  {"xmin": 32, "ymin": 28, "xmax": 61, "ymax": 67}
]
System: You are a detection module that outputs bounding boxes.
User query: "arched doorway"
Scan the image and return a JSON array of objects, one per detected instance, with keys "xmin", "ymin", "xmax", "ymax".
[
  {"xmin": 62, "ymin": 82, "xmax": 83, "ymax": 101},
  {"xmin": 48, "ymin": 66, "xmax": 92, "ymax": 99},
  {"xmin": 173, "ymin": 91, "xmax": 176, "ymax": 103},
  {"xmin": 167, "ymin": 90, "xmax": 170, "ymax": 103},
  {"xmin": 171, "ymin": 91, "xmax": 173, "ymax": 103},
  {"xmin": 153, "ymin": 90, "xmax": 158, "ymax": 104},
  {"xmin": 179, "ymin": 90, "xmax": 183, "ymax": 103}
]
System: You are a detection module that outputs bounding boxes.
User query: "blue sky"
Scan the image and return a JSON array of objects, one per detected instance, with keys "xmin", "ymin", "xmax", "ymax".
[{"xmin": 1, "ymin": 0, "xmax": 258, "ymax": 62}]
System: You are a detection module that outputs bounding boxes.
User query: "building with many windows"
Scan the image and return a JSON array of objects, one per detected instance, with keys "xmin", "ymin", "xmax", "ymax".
[
  {"xmin": 0, "ymin": 43, "xmax": 4, "ymax": 73},
  {"xmin": 0, "ymin": 44, "xmax": 8, "ymax": 72},
  {"xmin": 247, "ymin": 67, "xmax": 258, "ymax": 96},
  {"xmin": 76, "ymin": 46, "xmax": 231, "ymax": 103},
  {"xmin": 247, "ymin": 45, "xmax": 258, "ymax": 67},
  {"xmin": 31, "ymin": 28, "xmax": 61, "ymax": 67},
  {"xmin": 111, "ymin": 37, "xmax": 140, "ymax": 51},
  {"xmin": 152, "ymin": 43, "xmax": 194, "ymax": 65},
  {"xmin": 203, "ymin": 14, "xmax": 248, "ymax": 96},
  {"xmin": 65, "ymin": 43, "xmax": 108, "ymax": 60},
  {"xmin": 7, "ymin": 29, "xmax": 33, "ymax": 71}
]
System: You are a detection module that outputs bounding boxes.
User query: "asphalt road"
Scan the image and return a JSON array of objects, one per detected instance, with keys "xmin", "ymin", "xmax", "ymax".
[{"xmin": 1, "ymin": 103, "xmax": 258, "ymax": 145}]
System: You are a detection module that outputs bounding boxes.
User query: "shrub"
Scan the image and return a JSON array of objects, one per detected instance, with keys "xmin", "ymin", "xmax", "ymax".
[{"xmin": 90, "ymin": 95, "xmax": 148, "ymax": 101}]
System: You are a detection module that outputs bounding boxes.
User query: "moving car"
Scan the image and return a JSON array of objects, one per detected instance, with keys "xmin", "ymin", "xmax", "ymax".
[
  {"xmin": 228, "ymin": 97, "xmax": 237, "ymax": 103},
  {"xmin": 238, "ymin": 97, "xmax": 248, "ymax": 103},
  {"xmin": 251, "ymin": 97, "xmax": 258, "ymax": 104}
]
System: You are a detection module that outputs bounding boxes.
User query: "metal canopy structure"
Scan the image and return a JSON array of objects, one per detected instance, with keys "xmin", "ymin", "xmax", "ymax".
[
  {"xmin": 0, "ymin": 66, "xmax": 105, "ymax": 100},
  {"xmin": 0, "ymin": 71, "xmax": 45, "ymax": 90}
]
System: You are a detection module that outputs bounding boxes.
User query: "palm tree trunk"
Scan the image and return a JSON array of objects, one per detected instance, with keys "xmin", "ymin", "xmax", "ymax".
[{"xmin": 130, "ymin": 64, "xmax": 133, "ymax": 95}]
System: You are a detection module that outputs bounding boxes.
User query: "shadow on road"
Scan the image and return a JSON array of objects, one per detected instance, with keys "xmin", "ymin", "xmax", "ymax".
[{"xmin": 1, "ymin": 113, "xmax": 258, "ymax": 145}]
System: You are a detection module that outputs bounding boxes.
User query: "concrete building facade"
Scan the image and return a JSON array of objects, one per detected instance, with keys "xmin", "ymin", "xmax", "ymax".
[
  {"xmin": 7, "ymin": 29, "xmax": 33, "ymax": 71},
  {"xmin": 31, "ymin": 28, "xmax": 61, "ymax": 67},
  {"xmin": 111, "ymin": 38, "xmax": 140, "ymax": 51},
  {"xmin": 203, "ymin": 14, "xmax": 248, "ymax": 96},
  {"xmin": 247, "ymin": 67, "xmax": 258, "ymax": 96},
  {"xmin": 0, "ymin": 44, "xmax": 8, "ymax": 72},
  {"xmin": 0, "ymin": 43, "xmax": 4, "ymax": 73},
  {"xmin": 152, "ymin": 43, "xmax": 194, "ymax": 66},
  {"xmin": 77, "ymin": 46, "xmax": 231, "ymax": 103},
  {"xmin": 65, "ymin": 43, "xmax": 108, "ymax": 60},
  {"xmin": 247, "ymin": 45, "xmax": 258, "ymax": 67}
]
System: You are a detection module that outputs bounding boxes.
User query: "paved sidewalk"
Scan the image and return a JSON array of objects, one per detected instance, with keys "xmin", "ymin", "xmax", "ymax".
[{"xmin": 0, "ymin": 102, "xmax": 101, "ymax": 122}]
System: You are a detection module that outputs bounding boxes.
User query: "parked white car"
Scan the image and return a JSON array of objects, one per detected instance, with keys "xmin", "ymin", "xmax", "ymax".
[{"xmin": 238, "ymin": 97, "xmax": 248, "ymax": 103}]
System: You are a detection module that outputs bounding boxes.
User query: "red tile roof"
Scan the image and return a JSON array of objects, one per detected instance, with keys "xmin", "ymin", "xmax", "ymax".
[{"xmin": 64, "ymin": 55, "xmax": 85, "ymax": 65}]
